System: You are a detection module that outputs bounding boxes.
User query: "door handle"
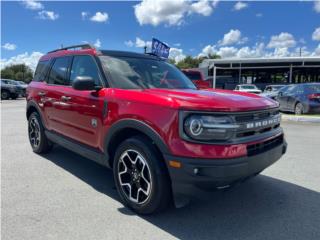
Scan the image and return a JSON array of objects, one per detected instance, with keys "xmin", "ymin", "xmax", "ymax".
[
  {"xmin": 61, "ymin": 96, "xmax": 72, "ymax": 101},
  {"xmin": 38, "ymin": 91, "xmax": 46, "ymax": 96}
]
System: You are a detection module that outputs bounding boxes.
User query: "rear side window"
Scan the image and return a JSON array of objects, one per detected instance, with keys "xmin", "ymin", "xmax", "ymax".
[
  {"xmin": 304, "ymin": 84, "xmax": 320, "ymax": 93},
  {"xmin": 34, "ymin": 60, "xmax": 50, "ymax": 82},
  {"xmin": 70, "ymin": 55, "xmax": 101, "ymax": 86},
  {"xmin": 48, "ymin": 57, "xmax": 71, "ymax": 85},
  {"xmin": 183, "ymin": 72, "xmax": 201, "ymax": 81}
]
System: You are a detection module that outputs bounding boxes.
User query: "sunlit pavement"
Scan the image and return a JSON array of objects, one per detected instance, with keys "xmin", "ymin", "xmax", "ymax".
[{"xmin": 2, "ymin": 99, "xmax": 320, "ymax": 240}]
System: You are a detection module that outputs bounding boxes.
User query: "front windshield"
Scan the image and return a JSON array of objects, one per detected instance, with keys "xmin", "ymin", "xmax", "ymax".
[
  {"xmin": 241, "ymin": 85, "xmax": 256, "ymax": 89},
  {"xmin": 273, "ymin": 85, "xmax": 285, "ymax": 91},
  {"xmin": 99, "ymin": 56, "xmax": 196, "ymax": 90}
]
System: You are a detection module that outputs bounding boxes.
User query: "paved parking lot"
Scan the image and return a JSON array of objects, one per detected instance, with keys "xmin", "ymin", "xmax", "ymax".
[{"xmin": 2, "ymin": 99, "xmax": 320, "ymax": 240}]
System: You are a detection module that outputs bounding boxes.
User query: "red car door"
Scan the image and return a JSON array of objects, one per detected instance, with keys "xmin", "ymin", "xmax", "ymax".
[{"xmin": 54, "ymin": 55, "xmax": 109, "ymax": 149}]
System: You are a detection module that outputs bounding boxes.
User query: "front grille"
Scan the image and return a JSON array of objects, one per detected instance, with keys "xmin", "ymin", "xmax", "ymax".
[
  {"xmin": 247, "ymin": 134, "xmax": 284, "ymax": 156},
  {"xmin": 232, "ymin": 109, "xmax": 281, "ymax": 140},
  {"xmin": 234, "ymin": 109, "xmax": 279, "ymax": 123}
]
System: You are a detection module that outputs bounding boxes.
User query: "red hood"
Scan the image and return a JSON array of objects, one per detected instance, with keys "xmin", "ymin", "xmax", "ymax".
[{"xmin": 141, "ymin": 88, "xmax": 278, "ymax": 112}]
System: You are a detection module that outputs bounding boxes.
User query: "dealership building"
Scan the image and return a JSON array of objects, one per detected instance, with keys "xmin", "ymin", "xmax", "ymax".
[{"xmin": 198, "ymin": 57, "xmax": 320, "ymax": 90}]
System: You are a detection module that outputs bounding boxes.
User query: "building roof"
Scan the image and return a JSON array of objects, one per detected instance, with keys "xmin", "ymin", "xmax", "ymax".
[{"xmin": 200, "ymin": 56, "xmax": 320, "ymax": 68}]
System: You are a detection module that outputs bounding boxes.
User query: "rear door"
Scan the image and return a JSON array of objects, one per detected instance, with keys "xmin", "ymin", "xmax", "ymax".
[
  {"xmin": 287, "ymin": 85, "xmax": 303, "ymax": 111},
  {"xmin": 44, "ymin": 56, "xmax": 73, "ymax": 133}
]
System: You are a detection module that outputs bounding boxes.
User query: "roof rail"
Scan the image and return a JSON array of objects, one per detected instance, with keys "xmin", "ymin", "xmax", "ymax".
[{"xmin": 47, "ymin": 44, "xmax": 95, "ymax": 53}]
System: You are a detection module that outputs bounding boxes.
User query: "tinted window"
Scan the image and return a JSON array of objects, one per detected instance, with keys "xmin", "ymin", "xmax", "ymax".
[
  {"xmin": 48, "ymin": 57, "xmax": 71, "ymax": 85},
  {"xmin": 99, "ymin": 56, "xmax": 196, "ymax": 90},
  {"xmin": 34, "ymin": 60, "xmax": 50, "ymax": 82},
  {"xmin": 304, "ymin": 84, "xmax": 320, "ymax": 93},
  {"xmin": 70, "ymin": 56, "xmax": 101, "ymax": 85},
  {"xmin": 183, "ymin": 72, "xmax": 201, "ymax": 81}
]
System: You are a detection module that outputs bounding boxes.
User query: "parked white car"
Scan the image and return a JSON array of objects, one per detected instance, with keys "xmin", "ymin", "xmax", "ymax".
[{"xmin": 234, "ymin": 84, "xmax": 262, "ymax": 94}]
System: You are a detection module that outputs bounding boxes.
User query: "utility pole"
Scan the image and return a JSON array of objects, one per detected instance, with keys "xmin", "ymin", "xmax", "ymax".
[
  {"xmin": 299, "ymin": 47, "xmax": 302, "ymax": 57},
  {"xmin": 143, "ymin": 45, "xmax": 147, "ymax": 54}
]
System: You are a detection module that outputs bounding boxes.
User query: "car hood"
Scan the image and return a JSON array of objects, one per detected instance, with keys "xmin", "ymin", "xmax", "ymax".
[{"xmin": 141, "ymin": 88, "xmax": 278, "ymax": 112}]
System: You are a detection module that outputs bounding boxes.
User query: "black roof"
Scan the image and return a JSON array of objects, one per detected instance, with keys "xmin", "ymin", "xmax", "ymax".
[{"xmin": 100, "ymin": 50, "xmax": 162, "ymax": 60}]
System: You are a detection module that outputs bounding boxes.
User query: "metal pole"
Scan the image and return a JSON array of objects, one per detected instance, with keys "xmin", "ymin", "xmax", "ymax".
[
  {"xmin": 239, "ymin": 63, "xmax": 242, "ymax": 83},
  {"xmin": 289, "ymin": 64, "xmax": 293, "ymax": 83},
  {"xmin": 213, "ymin": 66, "xmax": 216, "ymax": 89}
]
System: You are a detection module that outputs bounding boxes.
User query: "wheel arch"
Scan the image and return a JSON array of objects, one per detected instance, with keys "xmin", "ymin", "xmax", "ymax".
[
  {"xmin": 105, "ymin": 119, "xmax": 170, "ymax": 168},
  {"xmin": 26, "ymin": 101, "xmax": 47, "ymax": 127}
]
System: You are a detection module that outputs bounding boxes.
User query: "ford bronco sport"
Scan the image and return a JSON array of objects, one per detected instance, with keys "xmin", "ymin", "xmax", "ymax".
[{"xmin": 26, "ymin": 44, "xmax": 287, "ymax": 214}]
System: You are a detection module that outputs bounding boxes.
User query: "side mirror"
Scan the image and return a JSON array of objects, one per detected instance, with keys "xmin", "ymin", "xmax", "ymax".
[{"xmin": 72, "ymin": 76, "xmax": 96, "ymax": 91}]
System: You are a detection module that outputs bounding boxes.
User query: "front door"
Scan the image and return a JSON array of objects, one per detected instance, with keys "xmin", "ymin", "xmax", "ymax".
[{"xmin": 57, "ymin": 55, "xmax": 108, "ymax": 149}]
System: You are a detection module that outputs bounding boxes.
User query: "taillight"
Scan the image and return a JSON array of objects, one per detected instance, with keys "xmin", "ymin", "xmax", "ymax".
[{"xmin": 308, "ymin": 93, "xmax": 320, "ymax": 100}]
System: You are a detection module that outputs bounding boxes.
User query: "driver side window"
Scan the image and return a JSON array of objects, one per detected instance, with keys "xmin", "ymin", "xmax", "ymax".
[{"xmin": 70, "ymin": 56, "xmax": 102, "ymax": 86}]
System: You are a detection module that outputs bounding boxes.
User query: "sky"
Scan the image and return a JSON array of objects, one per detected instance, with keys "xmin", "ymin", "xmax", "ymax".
[{"xmin": 1, "ymin": 0, "xmax": 320, "ymax": 70}]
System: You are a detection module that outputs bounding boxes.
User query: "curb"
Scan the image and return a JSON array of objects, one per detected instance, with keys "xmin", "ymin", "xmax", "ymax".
[{"xmin": 281, "ymin": 114, "xmax": 320, "ymax": 123}]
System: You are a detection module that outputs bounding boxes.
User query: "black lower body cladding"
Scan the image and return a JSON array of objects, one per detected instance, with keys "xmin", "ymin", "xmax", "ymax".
[{"xmin": 164, "ymin": 136, "xmax": 287, "ymax": 197}]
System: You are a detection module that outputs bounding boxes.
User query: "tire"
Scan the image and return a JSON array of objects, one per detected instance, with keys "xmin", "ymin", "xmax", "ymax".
[
  {"xmin": 28, "ymin": 112, "xmax": 53, "ymax": 153},
  {"xmin": 1, "ymin": 90, "xmax": 10, "ymax": 100},
  {"xmin": 113, "ymin": 136, "xmax": 172, "ymax": 215},
  {"xmin": 295, "ymin": 102, "xmax": 304, "ymax": 115}
]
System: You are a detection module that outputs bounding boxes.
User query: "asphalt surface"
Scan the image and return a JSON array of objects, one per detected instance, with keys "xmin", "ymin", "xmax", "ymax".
[{"xmin": 2, "ymin": 99, "xmax": 320, "ymax": 240}]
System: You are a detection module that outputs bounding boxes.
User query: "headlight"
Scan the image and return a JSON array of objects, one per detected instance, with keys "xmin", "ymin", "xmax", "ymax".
[{"xmin": 183, "ymin": 115, "xmax": 239, "ymax": 141}]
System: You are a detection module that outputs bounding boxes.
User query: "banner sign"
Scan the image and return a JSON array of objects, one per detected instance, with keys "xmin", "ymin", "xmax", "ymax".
[{"xmin": 151, "ymin": 38, "xmax": 170, "ymax": 58}]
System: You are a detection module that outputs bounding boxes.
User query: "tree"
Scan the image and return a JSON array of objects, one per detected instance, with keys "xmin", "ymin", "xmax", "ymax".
[
  {"xmin": 170, "ymin": 54, "xmax": 221, "ymax": 69},
  {"xmin": 1, "ymin": 64, "xmax": 34, "ymax": 83}
]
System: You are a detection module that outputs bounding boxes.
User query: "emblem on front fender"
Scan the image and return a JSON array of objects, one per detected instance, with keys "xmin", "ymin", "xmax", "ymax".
[{"xmin": 91, "ymin": 119, "xmax": 98, "ymax": 128}]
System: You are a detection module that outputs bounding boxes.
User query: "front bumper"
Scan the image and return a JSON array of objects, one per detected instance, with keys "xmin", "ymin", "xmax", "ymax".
[{"xmin": 164, "ymin": 137, "xmax": 287, "ymax": 196}]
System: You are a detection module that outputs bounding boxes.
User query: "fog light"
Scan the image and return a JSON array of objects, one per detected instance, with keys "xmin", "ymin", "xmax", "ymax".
[{"xmin": 194, "ymin": 168, "xmax": 199, "ymax": 175}]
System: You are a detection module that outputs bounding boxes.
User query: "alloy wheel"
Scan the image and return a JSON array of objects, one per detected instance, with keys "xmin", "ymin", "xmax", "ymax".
[
  {"xmin": 29, "ymin": 116, "xmax": 41, "ymax": 148},
  {"xmin": 117, "ymin": 149, "xmax": 152, "ymax": 205},
  {"xmin": 1, "ymin": 91, "xmax": 9, "ymax": 99},
  {"xmin": 295, "ymin": 103, "xmax": 303, "ymax": 115}
]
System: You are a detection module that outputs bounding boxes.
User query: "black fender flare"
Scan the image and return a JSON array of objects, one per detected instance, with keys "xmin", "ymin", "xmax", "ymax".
[
  {"xmin": 26, "ymin": 101, "xmax": 46, "ymax": 126},
  {"xmin": 104, "ymin": 119, "xmax": 170, "ymax": 163}
]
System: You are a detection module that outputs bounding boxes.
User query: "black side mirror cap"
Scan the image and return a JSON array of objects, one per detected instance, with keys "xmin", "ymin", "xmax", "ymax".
[{"xmin": 72, "ymin": 76, "xmax": 96, "ymax": 91}]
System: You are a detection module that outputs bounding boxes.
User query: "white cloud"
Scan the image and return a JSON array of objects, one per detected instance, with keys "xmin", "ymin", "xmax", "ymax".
[
  {"xmin": 37, "ymin": 11, "xmax": 59, "ymax": 20},
  {"xmin": 124, "ymin": 40, "xmax": 134, "ymax": 47},
  {"xmin": 124, "ymin": 37, "xmax": 152, "ymax": 49},
  {"xmin": 134, "ymin": 0, "xmax": 218, "ymax": 26},
  {"xmin": 312, "ymin": 27, "xmax": 320, "ymax": 41},
  {"xmin": 135, "ymin": 37, "xmax": 152, "ymax": 48},
  {"xmin": 0, "ymin": 52, "xmax": 44, "ymax": 71},
  {"xmin": 312, "ymin": 44, "xmax": 320, "ymax": 56},
  {"xmin": 219, "ymin": 29, "xmax": 247, "ymax": 46},
  {"xmin": 314, "ymin": 1, "xmax": 320, "ymax": 13},
  {"xmin": 198, "ymin": 41, "xmax": 320, "ymax": 59},
  {"xmin": 94, "ymin": 39, "xmax": 101, "ymax": 48},
  {"xmin": 22, "ymin": 0, "xmax": 43, "ymax": 10},
  {"xmin": 190, "ymin": 0, "xmax": 213, "ymax": 16},
  {"xmin": 2, "ymin": 43, "xmax": 17, "ymax": 51},
  {"xmin": 217, "ymin": 47, "xmax": 238, "ymax": 58},
  {"xmin": 169, "ymin": 48, "xmax": 186, "ymax": 62},
  {"xmin": 267, "ymin": 32, "xmax": 296, "ymax": 48},
  {"xmin": 256, "ymin": 13, "xmax": 263, "ymax": 17},
  {"xmin": 198, "ymin": 44, "xmax": 216, "ymax": 57},
  {"xmin": 233, "ymin": 2, "xmax": 248, "ymax": 11},
  {"xmin": 90, "ymin": 12, "xmax": 109, "ymax": 23},
  {"xmin": 81, "ymin": 11, "xmax": 89, "ymax": 20}
]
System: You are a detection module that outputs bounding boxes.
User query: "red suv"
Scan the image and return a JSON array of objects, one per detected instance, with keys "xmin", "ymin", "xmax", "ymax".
[
  {"xmin": 182, "ymin": 69, "xmax": 211, "ymax": 89},
  {"xmin": 26, "ymin": 44, "xmax": 287, "ymax": 214}
]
